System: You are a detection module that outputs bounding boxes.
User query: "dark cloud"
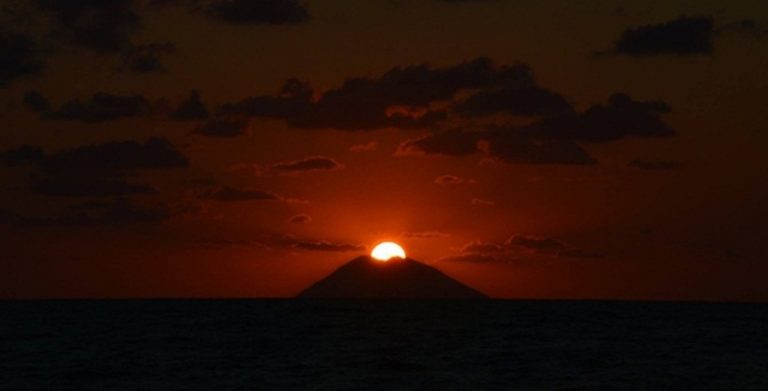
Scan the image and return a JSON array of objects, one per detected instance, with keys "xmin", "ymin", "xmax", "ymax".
[
  {"xmin": 193, "ymin": 118, "xmax": 249, "ymax": 137},
  {"xmin": 99, "ymin": 199, "xmax": 180, "ymax": 224},
  {"xmin": 484, "ymin": 129, "xmax": 596, "ymax": 165},
  {"xmin": 39, "ymin": 138, "xmax": 189, "ymax": 175},
  {"xmin": 506, "ymin": 235, "xmax": 604, "ymax": 259},
  {"xmin": 289, "ymin": 214, "xmax": 311, "ymax": 224},
  {"xmin": 23, "ymin": 91, "xmax": 51, "ymax": 112},
  {"xmin": 438, "ymin": 0, "xmax": 502, "ymax": 3},
  {"xmin": 4, "ymin": 140, "xmax": 186, "ymax": 197},
  {"xmin": 171, "ymin": 91, "xmax": 209, "ymax": 121},
  {"xmin": 185, "ymin": 177, "xmax": 218, "ymax": 187},
  {"xmin": 601, "ymin": 15, "xmax": 715, "ymax": 56},
  {"xmin": 291, "ymin": 240, "xmax": 365, "ymax": 252},
  {"xmin": 0, "ymin": 198, "xmax": 184, "ymax": 227},
  {"xmin": 398, "ymin": 129, "xmax": 482, "ymax": 157},
  {"xmin": 0, "ymin": 209, "xmax": 18, "ymax": 225},
  {"xmin": 36, "ymin": 0, "xmax": 141, "ymax": 53},
  {"xmin": 148, "ymin": 0, "xmax": 191, "ymax": 6},
  {"xmin": 32, "ymin": 1, "xmax": 177, "ymax": 74},
  {"xmin": 0, "ymin": 30, "xmax": 45, "ymax": 87},
  {"xmin": 454, "ymin": 84, "xmax": 571, "ymax": 117},
  {"xmin": 402, "ymin": 231, "xmax": 449, "ymax": 238},
  {"xmin": 203, "ymin": 0, "xmax": 309, "ymax": 25},
  {"xmin": 147, "ymin": 0, "xmax": 311, "ymax": 54},
  {"xmin": 27, "ymin": 138, "xmax": 188, "ymax": 197},
  {"xmin": 628, "ymin": 159, "xmax": 680, "ymax": 171},
  {"xmin": 462, "ymin": 241, "xmax": 506, "ymax": 253},
  {"xmin": 31, "ymin": 177, "xmax": 156, "ymax": 197},
  {"xmin": 72, "ymin": 200, "xmax": 111, "ymax": 210},
  {"xmin": 0, "ymin": 145, "xmax": 45, "ymax": 167},
  {"xmin": 0, "ymin": 208, "xmax": 86, "ymax": 228},
  {"xmin": 506, "ymin": 235, "xmax": 568, "ymax": 252},
  {"xmin": 0, "ymin": 208, "xmax": 90, "ymax": 228},
  {"xmin": 190, "ymin": 236, "xmax": 264, "ymax": 249},
  {"xmin": 42, "ymin": 92, "xmax": 151, "ymax": 122},
  {"xmin": 287, "ymin": 57, "xmax": 517, "ymax": 129},
  {"xmin": 150, "ymin": 0, "xmax": 305, "ymax": 21},
  {"xmin": 400, "ymin": 128, "xmax": 595, "ymax": 165},
  {"xmin": 223, "ymin": 58, "xmax": 541, "ymax": 130},
  {"xmin": 240, "ymin": 233, "xmax": 363, "ymax": 252},
  {"xmin": 122, "ymin": 43, "xmax": 176, "ymax": 74},
  {"xmin": 531, "ymin": 93, "xmax": 673, "ymax": 143},
  {"xmin": 273, "ymin": 156, "xmax": 342, "ymax": 172},
  {"xmin": 201, "ymin": 186, "xmax": 279, "ymax": 202},
  {"xmin": 383, "ymin": 109, "xmax": 448, "ymax": 130},
  {"xmin": 716, "ymin": 19, "xmax": 768, "ymax": 41},
  {"xmin": 399, "ymin": 93, "xmax": 672, "ymax": 165},
  {"xmin": 219, "ymin": 78, "xmax": 312, "ymax": 119},
  {"xmin": 450, "ymin": 235, "xmax": 605, "ymax": 261}
]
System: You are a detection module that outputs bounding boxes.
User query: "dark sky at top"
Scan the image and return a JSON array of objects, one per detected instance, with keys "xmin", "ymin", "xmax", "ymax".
[{"xmin": 1, "ymin": 0, "xmax": 767, "ymax": 300}]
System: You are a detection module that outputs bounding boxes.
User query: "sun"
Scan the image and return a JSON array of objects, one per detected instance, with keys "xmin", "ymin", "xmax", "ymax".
[{"xmin": 371, "ymin": 242, "xmax": 406, "ymax": 261}]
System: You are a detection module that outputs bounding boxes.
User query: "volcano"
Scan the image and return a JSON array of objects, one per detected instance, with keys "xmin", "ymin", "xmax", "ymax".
[{"xmin": 298, "ymin": 256, "xmax": 488, "ymax": 299}]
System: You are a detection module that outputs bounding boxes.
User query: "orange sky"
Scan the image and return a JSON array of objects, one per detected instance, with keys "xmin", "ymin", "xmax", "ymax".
[{"xmin": 1, "ymin": 0, "xmax": 767, "ymax": 300}]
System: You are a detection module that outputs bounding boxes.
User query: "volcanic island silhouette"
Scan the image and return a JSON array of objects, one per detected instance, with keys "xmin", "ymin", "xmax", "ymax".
[{"xmin": 298, "ymin": 255, "xmax": 488, "ymax": 299}]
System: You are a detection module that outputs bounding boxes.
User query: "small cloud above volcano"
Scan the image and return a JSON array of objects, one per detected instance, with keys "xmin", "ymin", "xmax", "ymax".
[{"xmin": 434, "ymin": 174, "xmax": 474, "ymax": 185}]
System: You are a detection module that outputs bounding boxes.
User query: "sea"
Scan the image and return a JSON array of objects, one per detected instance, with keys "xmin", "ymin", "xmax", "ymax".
[{"xmin": 2, "ymin": 299, "xmax": 767, "ymax": 390}]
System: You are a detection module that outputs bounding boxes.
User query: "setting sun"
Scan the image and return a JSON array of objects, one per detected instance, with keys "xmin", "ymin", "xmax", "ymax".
[{"xmin": 371, "ymin": 242, "xmax": 406, "ymax": 261}]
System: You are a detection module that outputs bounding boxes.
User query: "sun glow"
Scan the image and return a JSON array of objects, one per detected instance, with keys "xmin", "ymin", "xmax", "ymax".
[{"xmin": 371, "ymin": 242, "xmax": 406, "ymax": 261}]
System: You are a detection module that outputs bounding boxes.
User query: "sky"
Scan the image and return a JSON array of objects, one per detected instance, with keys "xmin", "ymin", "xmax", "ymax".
[{"xmin": 1, "ymin": 0, "xmax": 767, "ymax": 300}]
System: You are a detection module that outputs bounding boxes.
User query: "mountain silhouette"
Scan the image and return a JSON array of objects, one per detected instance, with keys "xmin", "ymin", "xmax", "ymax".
[{"xmin": 298, "ymin": 256, "xmax": 488, "ymax": 299}]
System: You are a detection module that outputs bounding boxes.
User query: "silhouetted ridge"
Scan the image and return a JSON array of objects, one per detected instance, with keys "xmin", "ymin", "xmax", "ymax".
[{"xmin": 298, "ymin": 256, "xmax": 488, "ymax": 299}]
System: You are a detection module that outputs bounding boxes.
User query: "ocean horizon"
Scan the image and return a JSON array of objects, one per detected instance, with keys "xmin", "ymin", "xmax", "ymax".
[{"xmin": 3, "ymin": 299, "xmax": 766, "ymax": 389}]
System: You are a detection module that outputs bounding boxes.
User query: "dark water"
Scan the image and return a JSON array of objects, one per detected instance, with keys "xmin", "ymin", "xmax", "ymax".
[{"xmin": 1, "ymin": 300, "xmax": 767, "ymax": 390}]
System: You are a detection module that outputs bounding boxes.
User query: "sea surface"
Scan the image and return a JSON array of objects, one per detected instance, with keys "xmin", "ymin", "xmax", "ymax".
[{"xmin": 1, "ymin": 299, "xmax": 767, "ymax": 390}]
